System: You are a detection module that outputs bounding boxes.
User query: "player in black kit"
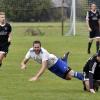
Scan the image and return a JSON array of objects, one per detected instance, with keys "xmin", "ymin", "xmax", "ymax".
[
  {"xmin": 83, "ymin": 50, "xmax": 100, "ymax": 93},
  {"xmin": 0, "ymin": 12, "xmax": 12, "ymax": 67},
  {"xmin": 86, "ymin": 3, "xmax": 100, "ymax": 54}
]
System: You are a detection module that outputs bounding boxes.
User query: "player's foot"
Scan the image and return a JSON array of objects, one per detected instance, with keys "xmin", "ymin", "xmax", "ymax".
[{"xmin": 62, "ymin": 51, "xmax": 70, "ymax": 61}]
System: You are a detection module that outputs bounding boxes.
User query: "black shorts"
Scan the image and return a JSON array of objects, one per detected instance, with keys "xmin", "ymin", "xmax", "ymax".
[
  {"xmin": 0, "ymin": 42, "xmax": 10, "ymax": 54},
  {"xmin": 89, "ymin": 29, "xmax": 100, "ymax": 38}
]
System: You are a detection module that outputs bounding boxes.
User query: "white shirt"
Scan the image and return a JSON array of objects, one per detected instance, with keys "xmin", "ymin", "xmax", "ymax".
[{"xmin": 25, "ymin": 47, "xmax": 58, "ymax": 68}]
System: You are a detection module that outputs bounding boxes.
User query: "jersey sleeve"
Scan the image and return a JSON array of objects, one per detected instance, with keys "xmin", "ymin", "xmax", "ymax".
[
  {"xmin": 86, "ymin": 11, "xmax": 89, "ymax": 21},
  {"xmin": 98, "ymin": 11, "xmax": 100, "ymax": 19},
  {"xmin": 89, "ymin": 60, "xmax": 97, "ymax": 74},
  {"xmin": 88, "ymin": 60, "xmax": 97, "ymax": 89},
  {"xmin": 25, "ymin": 50, "xmax": 31, "ymax": 59},
  {"xmin": 8, "ymin": 24, "xmax": 12, "ymax": 33}
]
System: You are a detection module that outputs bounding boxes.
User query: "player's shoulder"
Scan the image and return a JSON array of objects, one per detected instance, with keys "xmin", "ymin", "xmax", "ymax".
[
  {"xmin": 5, "ymin": 22, "xmax": 11, "ymax": 26},
  {"xmin": 29, "ymin": 48, "xmax": 34, "ymax": 52},
  {"xmin": 41, "ymin": 47, "xmax": 48, "ymax": 52},
  {"xmin": 5, "ymin": 22, "xmax": 11, "ymax": 28}
]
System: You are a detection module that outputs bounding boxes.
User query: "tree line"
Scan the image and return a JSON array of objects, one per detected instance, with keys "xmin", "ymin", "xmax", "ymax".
[{"xmin": 0, "ymin": 0, "xmax": 53, "ymax": 22}]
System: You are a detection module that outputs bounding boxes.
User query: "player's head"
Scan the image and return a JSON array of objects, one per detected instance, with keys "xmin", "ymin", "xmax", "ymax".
[
  {"xmin": 90, "ymin": 3, "xmax": 97, "ymax": 11},
  {"xmin": 33, "ymin": 40, "xmax": 41, "ymax": 54},
  {"xmin": 0, "ymin": 12, "xmax": 5, "ymax": 24},
  {"xmin": 97, "ymin": 50, "xmax": 100, "ymax": 62}
]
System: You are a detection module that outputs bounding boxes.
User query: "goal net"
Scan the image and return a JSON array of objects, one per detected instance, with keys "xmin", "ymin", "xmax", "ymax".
[{"xmin": 63, "ymin": 0, "xmax": 89, "ymax": 36}]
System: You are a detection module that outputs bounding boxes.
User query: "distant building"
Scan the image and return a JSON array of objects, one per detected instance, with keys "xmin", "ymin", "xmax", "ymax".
[{"xmin": 51, "ymin": 0, "xmax": 71, "ymax": 20}]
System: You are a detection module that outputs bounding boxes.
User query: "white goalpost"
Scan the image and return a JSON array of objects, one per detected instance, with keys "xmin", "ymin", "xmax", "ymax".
[{"xmin": 64, "ymin": 0, "xmax": 76, "ymax": 36}]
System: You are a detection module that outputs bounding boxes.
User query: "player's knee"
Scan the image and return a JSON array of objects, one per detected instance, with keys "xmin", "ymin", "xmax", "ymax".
[
  {"xmin": 0, "ymin": 55, "xmax": 5, "ymax": 61},
  {"xmin": 84, "ymin": 81, "xmax": 90, "ymax": 91},
  {"xmin": 65, "ymin": 75, "xmax": 72, "ymax": 80}
]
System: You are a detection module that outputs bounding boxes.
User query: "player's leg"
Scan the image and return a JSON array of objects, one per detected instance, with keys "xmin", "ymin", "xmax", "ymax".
[
  {"xmin": 66, "ymin": 70, "xmax": 83, "ymax": 80},
  {"xmin": 84, "ymin": 80, "xmax": 90, "ymax": 91},
  {"xmin": 0, "ymin": 44, "xmax": 9, "ymax": 67},
  {"xmin": 61, "ymin": 52, "xmax": 70, "ymax": 63},
  {"xmin": 93, "ymin": 80, "xmax": 100, "ymax": 92},
  {"xmin": 95, "ymin": 38, "xmax": 100, "ymax": 53},
  {"xmin": 0, "ymin": 52, "xmax": 5, "ymax": 66},
  {"xmin": 49, "ymin": 59, "xmax": 83, "ymax": 80},
  {"xmin": 95, "ymin": 35, "xmax": 100, "ymax": 53},
  {"xmin": 87, "ymin": 31, "xmax": 94, "ymax": 54},
  {"xmin": 88, "ymin": 38, "xmax": 93, "ymax": 54}
]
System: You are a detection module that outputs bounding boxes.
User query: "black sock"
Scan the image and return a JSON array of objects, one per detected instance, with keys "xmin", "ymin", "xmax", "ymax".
[
  {"xmin": 96, "ymin": 41, "xmax": 99, "ymax": 52},
  {"xmin": 88, "ymin": 42, "xmax": 92, "ymax": 54},
  {"xmin": 0, "ymin": 63, "xmax": 2, "ymax": 67}
]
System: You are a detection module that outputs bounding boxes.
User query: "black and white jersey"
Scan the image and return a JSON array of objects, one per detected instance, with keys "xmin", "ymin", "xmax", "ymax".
[
  {"xmin": 86, "ymin": 10, "xmax": 100, "ymax": 30},
  {"xmin": 0, "ymin": 23, "xmax": 12, "ymax": 45},
  {"xmin": 83, "ymin": 54, "xmax": 100, "ymax": 79}
]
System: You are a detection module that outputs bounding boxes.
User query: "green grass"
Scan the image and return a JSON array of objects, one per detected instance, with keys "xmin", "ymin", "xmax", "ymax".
[{"xmin": 0, "ymin": 22, "xmax": 99, "ymax": 100}]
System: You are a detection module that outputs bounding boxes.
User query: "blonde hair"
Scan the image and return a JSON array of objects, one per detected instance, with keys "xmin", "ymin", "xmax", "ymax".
[{"xmin": 0, "ymin": 12, "xmax": 5, "ymax": 15}]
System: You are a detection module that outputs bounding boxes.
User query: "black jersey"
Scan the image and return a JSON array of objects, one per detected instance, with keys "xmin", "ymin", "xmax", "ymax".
[
  {"xmin": 86, "ymin": 10, "xmax": 100, "ymax": 30},
  {"xmin": 83, "ymin": 54, "xmax": 100, "ymax": 79},
  {"xmin": 0, "ymin": 23, "xmax": 12, "ymax": 46}
]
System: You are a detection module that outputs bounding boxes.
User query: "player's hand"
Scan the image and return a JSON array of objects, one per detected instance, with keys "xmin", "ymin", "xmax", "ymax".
[
  {"xmin": 8, "ymin": 37, "xmax": 11, "ymax": 43},
  {"xmin": 29, "ymin": 76, "xmax": 38, "ymax": 81},
  {"xmin": 21, "ymin": 63, "xmax": 26, "ymax": 70},
  {"xmin": 88, "ymin": 27, "xmax": 92, "ymax": 32},
  {"xmin": 90, "ymin": 89, "xmax": 95, "ymax": 94}
]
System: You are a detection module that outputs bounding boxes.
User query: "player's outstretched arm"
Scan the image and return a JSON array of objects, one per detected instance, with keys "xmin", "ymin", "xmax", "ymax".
[
  {"xmin": 89, "ymin": 73, "xmax": 95, "ymax": 94},
  {"xmin": 8, "ymin": 32, "xmax": 12, "ymax": 43},
  {"xmin": 21, "ymin": 58, "xmax": 29, "ymax": 70},
  {"xmin": 29, "ymin": 60, "xmax": 47, "ymax": 81},
  {"xmin": 98, "ymin": 19, "xmax": 100, "ymax": 31},
  {"xmin": 86, "ymin": 12, "xmax": 92, "ymax": 32}
]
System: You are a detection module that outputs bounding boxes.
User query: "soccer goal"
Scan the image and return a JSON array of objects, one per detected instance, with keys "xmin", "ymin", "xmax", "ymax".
[{"xmin": 62, "ymin": 0, "xmax": 88, "ymax": 36}]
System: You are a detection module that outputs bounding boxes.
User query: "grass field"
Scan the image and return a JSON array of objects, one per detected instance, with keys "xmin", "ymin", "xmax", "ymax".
[{"xmin": 0, "ymin": 22, "xmax": 99, "ymax": 100}]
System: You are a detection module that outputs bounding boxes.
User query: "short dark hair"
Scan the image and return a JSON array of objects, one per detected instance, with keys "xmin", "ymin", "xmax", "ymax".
[
  {"xmin": 33, "ymin": 40, "xmax": 41, "ymax": 46},
  {"xmin": 90, "ymin": 2, "xmax": 96, "ymax": 7}
]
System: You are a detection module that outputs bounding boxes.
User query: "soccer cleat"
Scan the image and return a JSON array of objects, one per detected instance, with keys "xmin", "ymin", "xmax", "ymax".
[{"xmin": 62, "ymin": 51, "xmax": 70, "ymax": 62}]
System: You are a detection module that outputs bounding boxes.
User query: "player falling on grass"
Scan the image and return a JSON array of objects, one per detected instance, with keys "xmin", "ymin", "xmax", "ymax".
[
  {"xmin": 21, "ymin": 40, "xmax": 83, "ymax": 82},
  {"xmin": 86, "ymin": 3, "xmax": 100, "ymax": 54},
  {"xmin": 83, "ymin": 50, "xmax": 100, "ymax": 93},
  {"xmin": 0, "ymin": 12, "xmax": 12, "ymax": 67}
]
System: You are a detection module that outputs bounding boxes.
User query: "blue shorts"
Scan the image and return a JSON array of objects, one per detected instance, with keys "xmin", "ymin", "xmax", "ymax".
[{"xmin": 48, "ymin": 59, "xmax": 70, "ymax": 79}]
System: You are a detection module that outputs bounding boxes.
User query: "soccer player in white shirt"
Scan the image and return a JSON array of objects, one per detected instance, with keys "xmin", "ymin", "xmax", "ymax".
[{"xmin": 21, "ymin": 40, "xmax": 83, "ymax": 81}]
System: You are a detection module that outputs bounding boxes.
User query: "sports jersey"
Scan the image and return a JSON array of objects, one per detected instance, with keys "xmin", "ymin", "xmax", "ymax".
[
  {"xmin": 25, "ymin": 47, "xmax": 58, "ymax": 68},
  {"xmin": 86, "ymin": 10, "xmax": 100, "ymax": 30},
  {"xmin": 0, "ymin": 23, "xmax": 12, "ymax": 46},
  {"xmin": 83, "ymin": 54, "xmax": 100, "ymax": 89},
  {"xmin": 83, "ymin": 54, "xmax": 100, "ymax": 77}
]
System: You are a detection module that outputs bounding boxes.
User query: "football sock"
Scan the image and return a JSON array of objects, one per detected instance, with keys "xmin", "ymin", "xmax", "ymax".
[
  {"xmin": 74, "ymin": 72, "xmax": 83, "ymax": 80},
  {"xmin": 88, "ymin": 42, "xmax": 92, "ymax": 54},
  {"xmin": 96, "ymin": 41, "xmax": 99, "ymax": 53},
  {"xmin": 0, "ymin": 63, "xmax": 2, "ymax": 67}
]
